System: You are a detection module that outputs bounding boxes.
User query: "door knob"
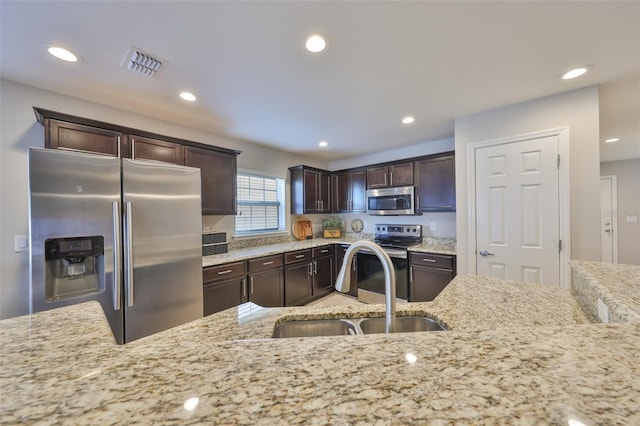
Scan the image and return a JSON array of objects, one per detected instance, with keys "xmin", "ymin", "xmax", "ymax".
[
  {"xmin": 605, "ymin": 229, "xmax": 611, "ymax": 233},
  {"xmin": 479, "ymin": 250, "xmax": 495, "ymax": 256}
]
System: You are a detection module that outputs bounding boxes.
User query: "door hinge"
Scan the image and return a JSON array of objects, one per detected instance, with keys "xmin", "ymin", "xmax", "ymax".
[
  {"xmin": 559, "ymin": 240, "xmax": 562, "ymax": 251},
  {"xmin": 557, "ymin": 154, "xmax": 560, "ymax": 169}
]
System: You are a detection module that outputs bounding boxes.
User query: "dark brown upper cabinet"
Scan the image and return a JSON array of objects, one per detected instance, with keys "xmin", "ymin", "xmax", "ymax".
[
  {"xmin": 34, "ymin": 107, "xmax": 240, "ymax": 216},
  {"xmin": 129, "ymin": 135, "xmax": 184, "ymax": 165},
  {"xmin": 289, "ymin": 166, "xmax": 331, "ymax": 214},
  {"xmin": 44, "ymin": 119, "xmax": 125, "ymax": 157},
  {"xmin": 366, "ymin": 161, "xmax": 413, "ymax": 189},
  {"xmin": 184, "ymin": 146, "xmax": 237, "ymax": 216},
  {"xmin": 414, "ymin": 153, "xmax": 456, "ymax": 212},
  {"xmin": 333, "ymin": 169, "xmax": 366, "ymax": 213}
]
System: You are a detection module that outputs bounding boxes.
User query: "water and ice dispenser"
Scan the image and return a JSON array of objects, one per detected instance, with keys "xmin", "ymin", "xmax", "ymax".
[{"xmin": 44, "ymin": 236, "xmax": 105, "ymax": 301}]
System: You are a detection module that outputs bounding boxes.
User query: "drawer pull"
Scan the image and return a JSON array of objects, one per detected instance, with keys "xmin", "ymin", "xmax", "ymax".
[
  {"xmin": 295, "ymin": 254, "xmax": 306, "ymax": 259},
  {"xmin": 217, "ymin": 269, "xmax": 234, "ymax": 275},
  {"xmin": 320, "ymin": 249, "xmax": 329, "ymax": 253},
  {"xmin": 262, "ymin": 261, "xmax": 274, "ymax": 265},
  {"xmin": 423, "ymin": 259, "xmax": 437, "ymax": 263}
]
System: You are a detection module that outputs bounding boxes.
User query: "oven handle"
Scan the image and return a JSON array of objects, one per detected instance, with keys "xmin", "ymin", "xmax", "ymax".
[{"xmin": 357, "ymin": 247, "xmax": 407, "ymax": 259}]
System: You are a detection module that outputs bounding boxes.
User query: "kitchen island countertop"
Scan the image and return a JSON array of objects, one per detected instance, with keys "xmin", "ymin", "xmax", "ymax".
[{"xmin": 2, "ymin": 271, "xmax": 639, "ymax": 424}]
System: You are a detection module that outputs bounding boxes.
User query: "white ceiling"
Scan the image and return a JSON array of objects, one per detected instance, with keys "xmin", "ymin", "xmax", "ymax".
[{"xmin": 1, "ymin": 1, "xmax": 639, "ymax": 162}]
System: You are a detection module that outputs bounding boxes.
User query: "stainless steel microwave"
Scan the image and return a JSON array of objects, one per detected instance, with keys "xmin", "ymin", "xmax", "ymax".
[{"xmin": 366, "ymin": 186, "xmax": 416, "ymax": 215}]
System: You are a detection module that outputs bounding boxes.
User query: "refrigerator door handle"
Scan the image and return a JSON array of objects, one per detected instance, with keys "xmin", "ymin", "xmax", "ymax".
[
  {"xmin": 124, "ymin": 201, "xmax": 134, "ymax": 307},
  {"xmin": 112, "ymin": 201, "xmax": 122, "ymax": 311}
]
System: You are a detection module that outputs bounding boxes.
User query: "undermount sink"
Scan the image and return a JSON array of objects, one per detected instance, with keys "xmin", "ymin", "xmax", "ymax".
[
  {"xmin": 272, "ymin": 316, "xmax": 446, "ymax": 338},
  {"xmin": 272, "ymin": 319, "xmax": 358, "ymax": 338},
  {"xmin": 358, "ymin": 316, "xmax": 446, "ymax": 334}
]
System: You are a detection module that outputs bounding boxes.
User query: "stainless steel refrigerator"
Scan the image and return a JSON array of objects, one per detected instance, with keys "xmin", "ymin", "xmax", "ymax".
[{"xmin": 28, "ymin": 147, "xmax": 203, "ymax": 344}]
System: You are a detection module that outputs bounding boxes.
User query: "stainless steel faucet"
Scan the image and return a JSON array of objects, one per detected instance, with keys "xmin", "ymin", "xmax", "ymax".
[{"xmin": 335, "ymin": 241, "xmax": 396, "ymax": 332}]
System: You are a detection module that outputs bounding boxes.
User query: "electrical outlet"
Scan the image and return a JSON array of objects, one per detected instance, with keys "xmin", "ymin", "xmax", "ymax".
[{"xmin": 14, "ymin": 235, "xmax": 29, "ymax": 253}]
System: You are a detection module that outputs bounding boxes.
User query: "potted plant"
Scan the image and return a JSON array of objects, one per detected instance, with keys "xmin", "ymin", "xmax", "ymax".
[{"xmin": 321, "ymin": 216, "xmax": 342, "ymax": 238}]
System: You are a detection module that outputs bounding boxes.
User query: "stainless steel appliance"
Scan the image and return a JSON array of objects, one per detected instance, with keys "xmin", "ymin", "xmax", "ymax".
[
  {"xmin": 365, "ymin": 186, "xmax": 416, "ymax": 215},
  {"xmin": 28, "ymin": 147, "xmax": 203, "ymax": 344},
  {"xmin": 356, "ymin": 224, "xmax": 422, "ymax": 304}
]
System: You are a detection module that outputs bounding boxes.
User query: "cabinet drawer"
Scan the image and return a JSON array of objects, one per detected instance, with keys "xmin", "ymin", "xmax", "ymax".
[
  {"xmin": 285, "ymin": 249, "xmax": 312, "ymax": 264},
  {"xmin": 312, "ymin": 245, "xmax": 334, "ymax": 258},
  {"xmin": 203, "ymin": 261, "xmax": 246, "ymax": 283},
  {"xmin": 410, "ymin": 252, "xmax": 454, "ymax": 270},
  {"xmin": 248, "ymin": 254, "xmax": 283, "ymax": 273}
]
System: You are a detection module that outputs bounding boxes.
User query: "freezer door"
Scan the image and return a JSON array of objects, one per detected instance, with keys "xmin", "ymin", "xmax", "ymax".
[
  {"xmin": 122, "ymin": 159, "xmax": 203, "ymax": 342},
  {"xmin": 28, "ymin": 147, "xmax": 124, "ymax": 343}
]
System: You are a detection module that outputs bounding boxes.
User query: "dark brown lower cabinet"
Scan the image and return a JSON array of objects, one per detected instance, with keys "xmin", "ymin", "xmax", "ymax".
[
  {"xmin": 409, "ymin": 252, "xmax": 456, "ymax": 302},
  {"xmin": 312, "ymin": 246, "xmax": 334, "ymax": 296},
  {"xmin": 284, "ymin": 247, "xmax": 334, "ymax": 306},
  {"xmin": 202, "ymin": 261, "xmax": 247, "ymax": 316},
  {"xmin": 284, "ymin": 261, "xmax": 313, "ymax": 306},
  {"xmin": 248, "ymin": 269, "xmax": 284, "ymax": 307}
]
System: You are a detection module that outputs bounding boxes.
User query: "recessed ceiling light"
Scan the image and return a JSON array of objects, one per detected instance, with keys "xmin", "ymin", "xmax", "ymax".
[
  {"xmin": 305, "ymin": 34, "xmax": 327, "ymax": 53},
  {"xmin": 180, "ymin": 92, "xmax": 196, "ymax": 102},
  {"xmin": 47, "ymin": 46, "xmax": 79, "ymax": 62},
  {"xmin": 561, "ymin": 66, "xmax": 591, "ymax": 80},
  {"xmin": 318, "ymin": 141, "xmax": 329, "ymax": 147},
  {"xmin": 402, "ymin": 116, "xmax": 415, "ymax": 124},
  {"xmin": 604, "ymin": 138, "xmax": 620, "ymax": 143}
]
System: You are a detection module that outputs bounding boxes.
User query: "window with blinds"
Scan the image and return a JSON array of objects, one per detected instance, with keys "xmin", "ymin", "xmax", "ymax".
[{"xmin": 235, "ymin": 173, "xmax": 285, "ymax": 234}]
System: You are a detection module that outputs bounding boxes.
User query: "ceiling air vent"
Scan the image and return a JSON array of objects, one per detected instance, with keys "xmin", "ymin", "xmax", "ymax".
[{"xmin": 123, "ymin": 46, "xmax": 164, "ymax": 78}]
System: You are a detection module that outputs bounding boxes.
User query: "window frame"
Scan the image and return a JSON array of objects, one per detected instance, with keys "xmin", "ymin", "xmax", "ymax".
[{"xmin": 234, "ymin": 171, "xmax": 286, "ymax": 236}]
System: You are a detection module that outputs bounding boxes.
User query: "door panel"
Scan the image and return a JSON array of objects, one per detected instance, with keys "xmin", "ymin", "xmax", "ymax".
[
  {"xmin": 475, "ymin": 136, "xmax": 560, "ymax": 286},
  {"xmin": 600, "ymin": 176, "xmax": 618, "ymax": 263},
  {"xmin": 122, "ymin": 159, "xmax": 203, "ymax": 342}
]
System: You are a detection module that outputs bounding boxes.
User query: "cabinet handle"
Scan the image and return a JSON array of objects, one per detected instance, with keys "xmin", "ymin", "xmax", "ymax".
[
  {"xmin": 250, "ymin": 276, "xmax": 254, "ymax": 294},
  {"xmin": 384, "ymin": 173, "xmax": 387, "ymax": 186},
  {"xmin": 295, "ymin": 254, "xmax": 306, "ymax": 259},
  {"xmin": 262, "ymin": 261, "xmax": 274, "ymax": 266},
  {"xmin": 410, "ymin": 267, "xmax": 413, "ymax": 284},
  {"xmin": 390, "ymin": 171, "xmax": 393, "ymax": 186},
  {"xmin": 217, "ymin": 269, "xmax": 234, "ymax": 275},
  {"xmin": 242, "ymin": 278, "xmax": 247, "ymax": 298},
  {"xmin": 416, "ymin": 195, "xmax": 420, "ymax": 208},
  {"xmin": 308, "ymin": 262, "xmax": 313, "ymax": 276},
  {"xmin": 320, "ymin": 249, "xmax": 329, "ymax": 253},
  {"xmin": 313, "ymin": 260, "xmax": 317, "ymax": 274},
  {"xmin": 117, "ymin": 136, "xmax": 121, "ymax": 158},
  {"xmin": 353, "ymin": 257, "xmax": 357, "ymax": 272},
  {"xmin": 131, "ymin": 138, "xmax": 136, "ymax": 158},
  {"xmin": 423, "ymin": 259, "xmax": 437, "ymax": 263}
]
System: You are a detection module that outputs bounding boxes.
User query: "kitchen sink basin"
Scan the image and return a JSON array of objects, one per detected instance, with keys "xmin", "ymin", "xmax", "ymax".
[
  {"xmin": 272, "ymin": 316, "xmax": 446, "ymax": 338},
  {"xmin": 358, "ymin": 316, "xmax": 446, "ymax": 334},
  {"xmin": 272, "ymin": 319, "xmax": 358, "ymax": 338}
]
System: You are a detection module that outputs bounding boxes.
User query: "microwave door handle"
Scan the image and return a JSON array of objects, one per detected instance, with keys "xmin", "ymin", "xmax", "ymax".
[
  {"xmin": 123, "ymin": 201, "xmax": 134, "ymax": 307},
  {"xmin": 112, "ymin": 201, "xmax": 122, "ymax": 311}
]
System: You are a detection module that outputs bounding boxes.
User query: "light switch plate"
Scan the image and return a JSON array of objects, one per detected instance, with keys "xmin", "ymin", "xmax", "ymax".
[
  {"xmin": 627, "ymin": 215, "xmax": 638, "ymax": 223},
  {"xmin": 14, "ymin": 235, "xmax": 29, "ymax": 253}
]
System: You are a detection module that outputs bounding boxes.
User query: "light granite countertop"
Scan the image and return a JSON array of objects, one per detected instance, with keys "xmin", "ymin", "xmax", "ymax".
[
  {"xmin": 4, "ymin": 272, "xmax": 640, "ymax": 424},
  {"xmin": 203, "ymin": 236, "xmax": 456, "ymax": 267}
]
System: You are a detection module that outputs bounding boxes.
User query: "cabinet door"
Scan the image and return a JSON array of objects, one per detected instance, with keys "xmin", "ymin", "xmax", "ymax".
[
  {"xmin": 184, "ymin": 146, "xmax": 237, "ymax": 215},
  {"xmin": 203, "ymin": 277, "xmax": 246, "ymax": 316},
  {"xmin": 336, "ymin": 245, "xmax": 358, "ymax": 297},
  {"xmin": 350, "ymin": 170, "xmax": 367, "ymax": 212},
  {"xmin": 409, "ymin": 265, "xmax": 453, "ymax": 302},
  {"xmin": 285, "ymin": 262, "xmax": 313, "ymax": 306},
  {"xmin": 366, "ymin": 166, "xmax": 388, "ymax": 189},
  {"xmin": 318, "ymin": 172, "xmax": 332, "ymax": 213},
  {"xmin": 303, "ymin": 169, "xmax": 320, "ymax": 213},
  {"xmin": 389, "ymin": 162, "xmax": 414, "ymax": 187},
  {"xmin": 46, "ymin": 119, "xmax": 124, "ymax": 157},
  {"xmin": 313, "ymin": 256, "xmax": 334, "ymax": 295},
  {"xmin": 333, "ymin": 172, "xmax": 350, "ymax": 213},
  {"xmin": 415, "ymin": 155, "xmax": 456, "ymax": 212},
  {"xmin": 130, "ymin": 135, "xmax": 184, "ymax": 165},
  {"xmin": 249, "ymin": 268, "xmax": 284, "ymax": 307}
]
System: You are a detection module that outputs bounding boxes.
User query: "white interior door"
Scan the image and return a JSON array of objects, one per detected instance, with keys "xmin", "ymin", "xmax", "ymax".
[
  {"xmin": 599, "ymin": 175, "xmax": 618, "ymax": 263},
  {"xmin": 475, "ymin": 136, "xmax": 560, "ymax": 286}
]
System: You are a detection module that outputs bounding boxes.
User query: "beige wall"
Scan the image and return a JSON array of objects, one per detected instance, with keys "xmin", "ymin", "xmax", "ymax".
[
  {"xmin": 600, "ymin": 159, "xmax": 640, "ymax": 265},
  {"xmin": 454, "ymin": 86, "xmax": 601, "ymax": 274},
  {"xmin": 0, "ymin": 78, "xmax": 326, "ymax": 319}
]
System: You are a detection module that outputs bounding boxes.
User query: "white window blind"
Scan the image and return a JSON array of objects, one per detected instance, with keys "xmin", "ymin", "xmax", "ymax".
[{"xmin": 235, "ymin": 173, "xmax": 285, "ymax": 234}]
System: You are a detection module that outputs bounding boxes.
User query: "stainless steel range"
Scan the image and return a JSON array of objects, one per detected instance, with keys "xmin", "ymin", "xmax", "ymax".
[{"xmin": 356, "ymin": 224, "xmax": 422, "ymax": 304}]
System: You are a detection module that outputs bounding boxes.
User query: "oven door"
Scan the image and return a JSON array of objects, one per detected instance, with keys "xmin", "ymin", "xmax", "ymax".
[{"xmin": 356, "ymin": 249, "xmax": 408, "ymax": 302}]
